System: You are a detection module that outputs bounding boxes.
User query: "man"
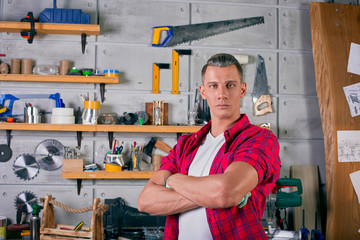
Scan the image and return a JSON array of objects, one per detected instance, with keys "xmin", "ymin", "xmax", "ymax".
[{"xmin": 138, "ymin": 53, "xmax": 280, "ymax": 239}]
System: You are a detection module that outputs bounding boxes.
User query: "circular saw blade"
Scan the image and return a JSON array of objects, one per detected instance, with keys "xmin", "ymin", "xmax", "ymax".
[
  {"xmin": 0, "ymin": 144, "xmax": 12, "ymax": 162},
  {"xmin": 14, "ymin": 191, "xmax": 38, "ymax": 214},
  {"xmin": 35, "ymin": 139, "xmax": 64, "ymax": 171},
  {"xmin": 13, "ymin": 154, "xmax": 40, "ymax": 181}
]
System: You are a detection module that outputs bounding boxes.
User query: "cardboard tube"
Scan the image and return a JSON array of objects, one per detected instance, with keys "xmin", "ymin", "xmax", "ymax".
[
  {"xmin": 10, "ymin": 58, "xmax": 21, "ymax": 74},
  {"xmin": 21, "ymin": 58, "xmax": 33, "ymax": 74},
  {"xmin": 60, "ymin": 60, "xmax": 71, "ymax": 75},
  {"xmin": 152, "ymin": 154, "xmax": 162, "ymax": 171}
]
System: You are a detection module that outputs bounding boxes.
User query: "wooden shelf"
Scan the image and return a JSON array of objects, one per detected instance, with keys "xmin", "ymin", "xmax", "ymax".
[
  {"xmin": 0, "ymin": 123, "xmax": 203, "ymax": 133},
  {"xmin": 62, "ymin": 170, "xmax": 155, "ymax": 179},
  {"xmin": 0, "ymin": 21, "xmax": 100, "ymax": 35},
  {"xmin": 0, "ymin": 74, "xmax": 118, "ymax": 84}
]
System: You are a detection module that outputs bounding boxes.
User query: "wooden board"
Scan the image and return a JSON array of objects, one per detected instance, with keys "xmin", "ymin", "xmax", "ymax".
[
  {"xmin": 310, "ymin": 3, "xmax": 360, "ymax": 239},
  {"xmin": 0, "ymin": 74, "xmax": 118, "ymax": 84},
  {"xmin": 290, "ymin": 165, "xmax": 322, "ymax": 232},
  {"xmin": 0, "ymin": 21, "xmax": 100, "ymax": 35}
]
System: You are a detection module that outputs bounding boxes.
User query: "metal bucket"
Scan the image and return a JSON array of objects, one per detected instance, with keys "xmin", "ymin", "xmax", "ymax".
[{"xmin": 24, "ymin": 106, "xmax": 41, "ymax": 123}]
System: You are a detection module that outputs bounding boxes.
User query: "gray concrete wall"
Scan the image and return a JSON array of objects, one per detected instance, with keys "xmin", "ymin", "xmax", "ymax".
[{"xmin": 0, "ymin": 0, "xmax": 326, "ymax": 229}]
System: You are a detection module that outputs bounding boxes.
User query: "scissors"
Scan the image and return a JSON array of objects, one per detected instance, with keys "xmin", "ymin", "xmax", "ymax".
[{"xmin": 115, "ymin": 142, "xmax": 124, "ymax": 154}]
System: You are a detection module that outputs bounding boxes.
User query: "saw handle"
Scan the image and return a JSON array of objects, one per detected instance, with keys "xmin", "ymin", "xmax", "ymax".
[
  {"xmin": 152, "ymin": 26, "xmax": 173, "ymax": 47},
  {"xmin": 254, "ymin": 95, "xmax": 273, "ymax": 116}
]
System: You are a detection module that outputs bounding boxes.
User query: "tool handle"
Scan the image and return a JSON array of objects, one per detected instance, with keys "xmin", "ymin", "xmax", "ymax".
[
  {"xmin": 152, "ymin": 26, "xmax": 173, "ymax": 47},
  {"xmin": 276, "ymin": 178, "xmax": 303, "ymax": 195},
  {"xmin": 154, "ymin": 140, "xmax": 172, "ymax": 154},
  {"xmin": 254, "ymin": 94, "xmax": 273, "ymax": 116}
]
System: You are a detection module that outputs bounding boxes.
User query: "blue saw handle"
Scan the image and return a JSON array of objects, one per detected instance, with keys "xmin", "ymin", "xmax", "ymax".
[
  {"xmin": 0, "ymin": 94, "xmax": 19, "ymax": 117},
  {"xmin": 0, "ymin": 93, "xmax": 60, "ymax": 117},
  {"xmin": 152, "ymin": 26, "xmax": 173, "ymax": 47}
]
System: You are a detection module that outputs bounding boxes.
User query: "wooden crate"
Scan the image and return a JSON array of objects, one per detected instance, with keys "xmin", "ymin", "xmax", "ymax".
[{"xmin": 40, "ymin": 195, "xmax": 105, "ymax": 240}]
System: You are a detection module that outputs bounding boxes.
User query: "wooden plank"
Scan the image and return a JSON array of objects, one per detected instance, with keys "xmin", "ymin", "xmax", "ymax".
[
  {"xmin": 0, "ymin": 123, "xmax": 201, "ymax": 133},
  {"xmin": 0, "ymin": 123, "xmax": 97, "ymax": 132},
  {"xmin": 41, "ymin": 228, "xmax": 92, "ymax": 238},
  {"xmin": 62, "ymin": 170, "xmax": 155, "ymax": 179},
  {"xmin": 0, "ymin": 21, "xmax": 100, "ymax": 35},
  {"xmin": 310, "ymin": 3, "xmax": 360, "ymax": 239},
  {"xmin": 0, "ymin": 74, "xmax": 118, "ymax": 84},
  {"xmin": 290, "ymin": 165, "xmax": 322, "ymax": 232},
  {"xmin": 96, "ymin": 124, "xmax": 202, "ymax": 133}
]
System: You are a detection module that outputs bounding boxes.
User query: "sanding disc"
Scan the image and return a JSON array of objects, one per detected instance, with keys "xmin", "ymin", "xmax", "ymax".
[
  {"xmin": 34, "ymin": 139, "xmax": 64, "ymax": 171},
  {"xmin": 0, "ymin": 144, "xmax": 12, "ymax": 162}
]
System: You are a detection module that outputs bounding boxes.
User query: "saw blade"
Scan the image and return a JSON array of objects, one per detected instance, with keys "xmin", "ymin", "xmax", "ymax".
[
  {"xmin": 13, "ymin": 154, "xmax": 40, "ymax": 181},
  {"xmin": 34, "ymin": 139, "xmax": 63, "ymax": 171},
  {"xmin": 14, "ymin": 191, "xmax": 38, "ymax": 214},
  {"xmin": 0, "ymin": 144, "xmax": 12, "ymax": 162},
  {"xmin": 252, "ymin": 54, "xmax": 270, "ymax": 103},
  {"xmin": 168, "ymin": 16, "xmax": 264, "ymax": 47}
]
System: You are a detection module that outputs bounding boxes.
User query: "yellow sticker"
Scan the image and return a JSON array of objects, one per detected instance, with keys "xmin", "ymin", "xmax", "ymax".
[{"xmin": 0, "ymin": 226, "xmax": 6, "ymax": 239}]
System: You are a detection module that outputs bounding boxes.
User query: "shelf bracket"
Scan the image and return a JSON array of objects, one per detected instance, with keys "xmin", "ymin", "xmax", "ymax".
[
  {"xmin": 177, "ymin": 132, "xmax": 182, "ymax": 140},
  {"xmin": 100, "ymin": 83, "xmax": 105, "ymax": 103},
  {"xmin": 108, "ymin": 132, "xmax": 114, "ymax": 149},
  {"xmin": 81, "ymin": 33, "xmax": 87, "ymax": 54},
  {"xmin": 76, "ymin": 131, "xmax": 82, "ymax": 148},
  {"xmin": 6, "ymin": 130, "xmax": 12, "ymax": 147},
  {"xmin": 77, "ymin": 179, "xmax": 82, "ymax": 195}
]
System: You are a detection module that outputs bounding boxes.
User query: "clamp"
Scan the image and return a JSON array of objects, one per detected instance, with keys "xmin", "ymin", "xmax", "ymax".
[{"xmin": 20, "ymin": 12, "xmax": 37, "ymax": 44}]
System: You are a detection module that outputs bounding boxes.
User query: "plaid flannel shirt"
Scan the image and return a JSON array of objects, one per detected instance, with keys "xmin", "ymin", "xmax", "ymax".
[{"xmin": 159, "ymin": 114, "xmax": 281, "ymax": 239}]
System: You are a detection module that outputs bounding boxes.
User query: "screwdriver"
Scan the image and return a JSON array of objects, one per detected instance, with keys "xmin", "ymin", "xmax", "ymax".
[
  {"xmin": 300, "ymin": 209, "xmax": 310, "ymax": 240},
  {"xmin": 310, "ymin": 212, "xmax": 325, "ymax": 240}
]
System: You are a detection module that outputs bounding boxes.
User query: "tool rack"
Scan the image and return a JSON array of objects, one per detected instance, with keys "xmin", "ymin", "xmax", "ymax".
[
  {"xmin": 0, "ymin": 123, "xmax": 202, "ymax": 179},
  {"xmin": 0, "ymin": 74, "xmax": 118, "ymax": 103}
]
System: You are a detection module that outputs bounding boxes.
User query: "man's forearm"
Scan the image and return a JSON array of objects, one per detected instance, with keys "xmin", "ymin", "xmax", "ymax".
[
  {"xmin": 137, "ymin": 170, "xmax": 200, "ymax": 215},
  {"xmin": 167, "ymin": 162, "xmax": 258, "ymax": 209}
]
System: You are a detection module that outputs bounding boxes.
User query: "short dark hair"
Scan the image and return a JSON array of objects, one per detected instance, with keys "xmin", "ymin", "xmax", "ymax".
[{"xmin": 201, "ymin": 53, "xmax": 243, "ymax": 82}]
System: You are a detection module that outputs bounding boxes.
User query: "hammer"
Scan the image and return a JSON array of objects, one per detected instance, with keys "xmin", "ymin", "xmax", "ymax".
[{"xmin": 142, "ymin": 137, "xmax": 172, "ymax": 163}]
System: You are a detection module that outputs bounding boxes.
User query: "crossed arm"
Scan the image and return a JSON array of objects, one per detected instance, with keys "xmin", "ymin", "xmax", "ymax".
[{"xmin": 137, "ymin": 161, "xmax": 258, "ymax": 216}]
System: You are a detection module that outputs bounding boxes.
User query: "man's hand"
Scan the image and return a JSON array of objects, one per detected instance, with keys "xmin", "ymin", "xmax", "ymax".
[
  {"xmin": 137, "ymin": 170, "xmax": 200, "ymax": 215},
  {"xmin": 167, "ymin": 161, "xmax": 258, "ymax": 209}
]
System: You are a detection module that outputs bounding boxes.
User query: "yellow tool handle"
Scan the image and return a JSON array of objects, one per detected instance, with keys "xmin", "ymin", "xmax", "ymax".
[
  {"xmin": 152, "ymin": 63, "xmax": 160, "ymax": 94},
  {"xmin": 254, "ymin": 95, "xmax": 273, "ymax": 116},
  {"xmin": 152, "ymin": 26, "xmax": 170, "ymax": 46},
  {"xmin": 172, "ymin": 49, "xmax": 179, "ymax": 95}
]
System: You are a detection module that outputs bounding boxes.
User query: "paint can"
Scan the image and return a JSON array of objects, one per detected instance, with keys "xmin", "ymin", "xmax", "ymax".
[{"xmin": 0, "ymin": 216, "xmax": 7, "ymax": 239}]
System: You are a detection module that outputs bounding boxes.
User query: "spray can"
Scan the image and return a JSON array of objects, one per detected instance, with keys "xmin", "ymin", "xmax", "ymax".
[{"xmin": 30, "ymin": 203, "xmax": 43, "ymax": 240}]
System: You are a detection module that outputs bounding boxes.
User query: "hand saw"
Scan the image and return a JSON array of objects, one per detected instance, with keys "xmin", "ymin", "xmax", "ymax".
[
  {"xmin": 152, "ymin": 16, "xmax": 264, "ymax": 47},
  {"xmin": 253, "ymin": 54, "xmax": 272, "ymax": 116}
]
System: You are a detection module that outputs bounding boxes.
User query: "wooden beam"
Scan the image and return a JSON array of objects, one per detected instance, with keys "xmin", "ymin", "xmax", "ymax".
[
  {"xmin": 310, "ymin": 3, "xmax": 360, "ymax": 239},
  {"xmin": 0, "ymin": 21, "xmax": 100, "ymax": 35}
]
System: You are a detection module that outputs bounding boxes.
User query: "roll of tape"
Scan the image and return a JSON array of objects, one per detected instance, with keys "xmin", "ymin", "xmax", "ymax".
[
  {"xmin": 105, "ymin": 163, "xmax": 122, "ymax": 172},
  {"xmin": 52, "ymin": 108, "xmax": 74, "ymax": 116},
  {"xmin": 51, "ymin": 116, "xmax": 75, "ymax": 124}
]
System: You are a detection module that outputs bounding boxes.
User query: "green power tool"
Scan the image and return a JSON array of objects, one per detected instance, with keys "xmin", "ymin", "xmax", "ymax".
[{"xmin": 275, "ymin": 178, "xmax": 303, "ymax": 209}]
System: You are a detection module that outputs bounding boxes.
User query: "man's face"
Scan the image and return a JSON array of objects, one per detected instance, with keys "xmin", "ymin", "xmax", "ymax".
[{"xmin": 199, "ymin": 65, "xmax": 247, "ymax": 122}]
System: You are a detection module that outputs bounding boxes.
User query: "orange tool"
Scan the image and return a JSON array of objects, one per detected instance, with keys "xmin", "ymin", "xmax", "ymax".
[
  {"xmin": 152, "ymin": 63, "xmax": 170, "ymax": 94},
  {"xmin": 172, "ymin": 49, "xmax": 191, "ymax": 94}
]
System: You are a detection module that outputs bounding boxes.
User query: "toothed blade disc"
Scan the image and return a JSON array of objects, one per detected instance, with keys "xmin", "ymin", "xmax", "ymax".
[
  {"xmin": 35, "ymin": 139, "xmax": 63, "ymax": 171},
  {"xmin": 13, "ymin": 154, "xmax": 39, "ymax": 180},
  {"xmin": 14, "ymin": 191, "xmax": 38, "ymax": 214}
]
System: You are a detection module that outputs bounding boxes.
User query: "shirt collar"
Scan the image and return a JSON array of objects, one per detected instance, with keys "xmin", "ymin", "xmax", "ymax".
[{"xmin": 194, "ymin": 114, "xmax": 250, "ymax": 145}]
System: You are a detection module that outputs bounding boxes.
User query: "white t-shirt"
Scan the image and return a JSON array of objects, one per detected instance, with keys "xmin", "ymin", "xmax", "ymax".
[{"xmin": 178, "ymin": 132, "xmax": 225, "ymax": 240}]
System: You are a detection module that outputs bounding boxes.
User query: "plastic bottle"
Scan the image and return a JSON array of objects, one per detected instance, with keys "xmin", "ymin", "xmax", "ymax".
[{"xmin": 30, "ymin": 203, "xmax": 43, "ymax": 240}]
